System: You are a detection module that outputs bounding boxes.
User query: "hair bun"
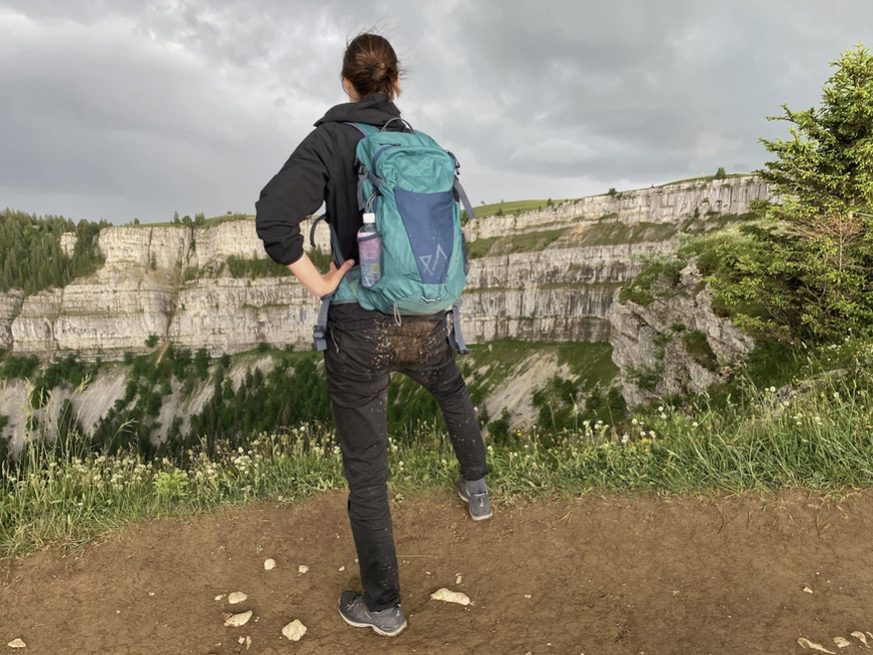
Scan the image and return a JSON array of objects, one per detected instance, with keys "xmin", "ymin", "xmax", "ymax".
[
  {"xmin": 368, "ymin": 61, "xmax": 387, "ymax": 82},
  {"xmin": 342, "ymin": 33, "xmax": 403, "ymax": 100}
]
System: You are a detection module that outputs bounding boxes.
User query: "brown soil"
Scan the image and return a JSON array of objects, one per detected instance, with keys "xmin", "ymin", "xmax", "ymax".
[{"xmin": 3, "ymin": 488, "xmax": 873, "ymax": 655}]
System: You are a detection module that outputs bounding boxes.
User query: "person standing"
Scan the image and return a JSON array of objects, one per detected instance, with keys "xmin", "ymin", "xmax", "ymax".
[{"xmin": 255, "ymin": 32, "xmax": 491, "ymax": 637}]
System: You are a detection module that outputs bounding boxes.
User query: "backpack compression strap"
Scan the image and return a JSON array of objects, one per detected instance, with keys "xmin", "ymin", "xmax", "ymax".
[
  {"xmin": 449, "ymin": 178, "xmax": 475, "ymax": 355},
  {"xmin": 448, "ymin": 302, "xmax": 470, "ymax": 355},
  {"xmin": 453, "ymin": 178, "xmax": 477, "ymax": 221}
]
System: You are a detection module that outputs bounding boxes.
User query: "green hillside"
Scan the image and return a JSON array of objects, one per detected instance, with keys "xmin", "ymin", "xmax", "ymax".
[{"xmin": 471, "ymin": 198, "xmax": 572, "ymax": 218}]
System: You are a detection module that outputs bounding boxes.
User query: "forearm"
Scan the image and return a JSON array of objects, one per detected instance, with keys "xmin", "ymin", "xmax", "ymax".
[{"xmin": 287, "ymin": 253, "xmax": 329, "ymax": 299}]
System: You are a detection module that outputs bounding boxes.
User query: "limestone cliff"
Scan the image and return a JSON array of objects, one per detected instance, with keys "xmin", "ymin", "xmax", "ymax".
[
  {"xmin": 463, "ymin": 176, "xmax": 774, "ymax": 240},
  {"xmin": 3, "ymin": 177, "xmax": 772, "ymax": 361}
]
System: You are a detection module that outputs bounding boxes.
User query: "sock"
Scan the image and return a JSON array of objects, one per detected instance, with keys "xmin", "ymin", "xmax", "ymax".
[{"xmin": 464, "ymin": 477, "xmax": 487, "ymax": 495}]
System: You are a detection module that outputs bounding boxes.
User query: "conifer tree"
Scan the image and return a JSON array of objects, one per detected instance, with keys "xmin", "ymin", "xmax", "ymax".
[{"xmin": 713, "ymin": 43, "xmax": 873, "ymax": 341}]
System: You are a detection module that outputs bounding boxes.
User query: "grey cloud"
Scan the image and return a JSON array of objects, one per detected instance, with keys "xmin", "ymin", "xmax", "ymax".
[
  {"xmin": 1, "ymin": 0, "xmax": 873, "ymax": 222},
  {"xmin": 440, "ymin": 0, "xmax": 873, "ymax": 183}
]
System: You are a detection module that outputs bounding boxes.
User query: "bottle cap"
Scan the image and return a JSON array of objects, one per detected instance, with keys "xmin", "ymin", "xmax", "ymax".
[{"xmin": 363, "ymin": 212, "xmax": 376, "ymax": 224}]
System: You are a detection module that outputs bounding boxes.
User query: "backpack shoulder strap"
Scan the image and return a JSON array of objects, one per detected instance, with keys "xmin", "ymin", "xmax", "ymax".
[{"xmin": 343, "ymin": 122, "xmax": 379, "ymax": 137}]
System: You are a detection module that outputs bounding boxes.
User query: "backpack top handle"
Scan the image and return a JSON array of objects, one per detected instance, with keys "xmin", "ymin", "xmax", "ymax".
[{"xmin": 380, "ymin": 117, "xmax": 414, "ymax": 133}]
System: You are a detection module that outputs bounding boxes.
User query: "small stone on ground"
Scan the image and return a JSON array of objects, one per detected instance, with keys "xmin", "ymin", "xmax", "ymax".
[
  {"xmin": 224, "ymin": 611, "xmax": 253, "ymax": 627},
  {"xmin": 282, "ymin": 620, "xmax": 307, "ymax": 641},
  {"xmin": 430, "ymin": 588, "xmax": 471, "ymax": 606},
  {"xmin": 228, "ymin": 592, "xmax": 248, "ymax": 605}
]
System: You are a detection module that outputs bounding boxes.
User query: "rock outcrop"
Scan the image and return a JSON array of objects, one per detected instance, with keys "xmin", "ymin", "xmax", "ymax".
[
  {"xmin": 0, "ymin": 291, "xmax": 24, "ymax": 352},
  {"xmin": 608, "ymin": 260, "xmax": 755, "ymax": 408}
]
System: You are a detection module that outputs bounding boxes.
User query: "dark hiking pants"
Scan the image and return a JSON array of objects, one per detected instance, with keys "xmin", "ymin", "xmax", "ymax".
[{"xmin": 323, "ymin": 302, "xmax": 488, "ymax": 611}]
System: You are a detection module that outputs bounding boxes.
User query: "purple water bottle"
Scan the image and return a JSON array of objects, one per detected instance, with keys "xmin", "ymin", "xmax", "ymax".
[{"xmin": 358, "ymin": 212, "xmax": 382, "ymax": 288}]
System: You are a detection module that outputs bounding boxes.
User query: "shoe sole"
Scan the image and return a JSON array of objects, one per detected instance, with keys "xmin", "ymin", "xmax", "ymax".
[
  {"xmin": 458, "ymin": 489, "xmax": 493, "ymax": 521},
  {"xmin": 338, "ymin": 607, "xmax": 407, "ymax": 637}
]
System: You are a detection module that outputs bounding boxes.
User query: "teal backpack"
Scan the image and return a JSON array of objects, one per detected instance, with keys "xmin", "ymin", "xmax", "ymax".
[{"xmin": 311, "ymin": 119, "xmax": 477, "ymax": 354}]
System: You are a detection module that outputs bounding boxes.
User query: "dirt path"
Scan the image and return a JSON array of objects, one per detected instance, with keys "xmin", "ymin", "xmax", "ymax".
[{"xmin": 3, "ymin": 488, "xmax": 873, "ymax": 655}]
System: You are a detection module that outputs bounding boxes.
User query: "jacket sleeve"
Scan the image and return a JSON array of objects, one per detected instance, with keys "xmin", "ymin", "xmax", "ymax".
[{"xmin": 255, "ymin": 129, "xmax": 329, "ymax": 266}]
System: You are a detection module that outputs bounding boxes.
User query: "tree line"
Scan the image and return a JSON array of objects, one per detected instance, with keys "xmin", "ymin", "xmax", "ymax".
[{"xmin": 0, "ymin": 209, "xmax": 106, "ymax": 296}]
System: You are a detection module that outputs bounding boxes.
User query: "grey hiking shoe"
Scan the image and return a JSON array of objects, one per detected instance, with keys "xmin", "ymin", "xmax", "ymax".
[
  {"xmin": 338, "ymin": 591, "xmax": 407, "ymax": 637},
  {"xmin": 457, "ymin": 477, "xmax": 493, "ymax": 521}
]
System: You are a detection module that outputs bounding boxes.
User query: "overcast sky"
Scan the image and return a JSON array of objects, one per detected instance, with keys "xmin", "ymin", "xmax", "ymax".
[{"xmin": 1, "ymin": 0, "xmax": 871, "ymax": 224}]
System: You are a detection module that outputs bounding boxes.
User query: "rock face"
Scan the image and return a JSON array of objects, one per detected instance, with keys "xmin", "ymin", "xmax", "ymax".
[
  {"xmin": 60, "ymin": 232, "xmax": 78, "ymax": 257},
  {"xmin": 2, "ymin": 177, "xmax": 772, "ymax": 361},
  {"xmin": 608, "ymin": 260, "xmax": 755, "ymax": 408},
  {"xmin": 463, "ymin": 176, "xmax": 774, "ymax": 240},
  {"xmin": 0, "ymin": 291, "xmax": 24, "ymax": 351}
]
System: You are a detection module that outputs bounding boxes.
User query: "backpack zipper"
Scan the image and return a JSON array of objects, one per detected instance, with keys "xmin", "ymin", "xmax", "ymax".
[{"xmin": 372, "ymin": 144, "xmax": 401, "ymax": 170}]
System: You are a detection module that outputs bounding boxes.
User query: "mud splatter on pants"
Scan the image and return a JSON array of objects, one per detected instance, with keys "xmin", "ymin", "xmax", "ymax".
[{"xmin": 324, "ymin": 302, "xmax": 488, "ymax": 612}]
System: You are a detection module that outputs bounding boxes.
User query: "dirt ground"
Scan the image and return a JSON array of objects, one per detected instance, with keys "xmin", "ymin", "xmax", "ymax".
[{"xmin": 4, "ymin": 488, "xmax": 873, "ymax": 655}]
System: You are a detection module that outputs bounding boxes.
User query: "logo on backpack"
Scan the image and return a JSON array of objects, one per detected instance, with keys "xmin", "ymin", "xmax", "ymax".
[{"xmin": 419, "ymin": 243, "xmax": 449, "ymax": 277}]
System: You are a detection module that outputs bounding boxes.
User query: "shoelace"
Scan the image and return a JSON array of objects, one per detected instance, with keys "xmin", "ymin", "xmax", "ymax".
[{"xmin": 347, "ymin": 596, "xmax": 372, "ymax": 619}]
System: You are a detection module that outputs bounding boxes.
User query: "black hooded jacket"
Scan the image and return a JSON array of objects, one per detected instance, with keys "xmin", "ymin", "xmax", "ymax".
[{"xmin": 255, "ymin": 93, "xmax": 406, "ymax": 267}]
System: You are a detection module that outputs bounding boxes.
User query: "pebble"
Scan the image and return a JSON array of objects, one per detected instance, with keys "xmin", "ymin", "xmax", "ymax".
[
  {"xmin": 282, "ymin": 620, "xmax": 307, "ymax": 641},
  {"xmin": 215, "ymin": 594, "xmax": 226, "ymax": 601},
  {"xmin": 798, "ymin": 637, "xmax": 836, "ymax": 654},
  {"xmin": 833, "ymin": 637, "xmax": 852, "ymax": 648},
  {"xmin": 7, "ymin": 639, "xmax": 26, "ymax": 649},
  {"xmin": 455, "ymin": 574, "xmax": 463, "ymax": 585},
  {"xmin": 851, "ymin": 632, "xmax": 870, "ymax": 647},
  {"xmin": 524, "ymin": 594, "xmax": 532, "ymax": 599},
  {"xmin": 264, "ymin": 559, "xmax": 276, "ymax": 571},
  {"xmin": 228, "ymin": 592, "xmax": 248, "ymax": 605},
  {"xmin": 803, "ymin": 586, "xmax": 814, "ymax": 594},
  {"xmin": 430, "ymin": 588, "xmax": 471, "ymax": 606},
  {"xmin": 224, "ymin": 611, "xmax": 253, "ymax": 627},
  {"xmin": 237, "ymin": 636, "xmax": 252, "ymax": 650},
  {"xmin": 298, "ymin": 565, "xmax": 310, "ymax": 574},
  {"xmin": 339, "ymin": 566, "xmax": 346, "ymax": 572}
]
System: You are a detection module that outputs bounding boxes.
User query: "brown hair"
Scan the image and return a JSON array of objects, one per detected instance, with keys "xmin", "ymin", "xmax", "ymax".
[{"xmin": 342, "ymin": 33, "xmax": 402, "ymax": 101}]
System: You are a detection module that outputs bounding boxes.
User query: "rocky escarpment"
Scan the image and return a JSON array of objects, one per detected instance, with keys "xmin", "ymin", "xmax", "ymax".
[
  {"xmin": 2, "ymin": 177, "xmax": 772, "ymax": 360},
  {"xmin": 464, "ymin": 176, "xmax": 774, "ymax": 240},
  {"xmin": 608, "ymin": 260, "xmax": 755, "ymax": 408}
]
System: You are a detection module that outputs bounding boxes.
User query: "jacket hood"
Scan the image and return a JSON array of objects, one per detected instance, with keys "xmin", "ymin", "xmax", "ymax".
[{"xmin": 314, "ymin": 93, "xmax": 402, "ymax": 128}]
